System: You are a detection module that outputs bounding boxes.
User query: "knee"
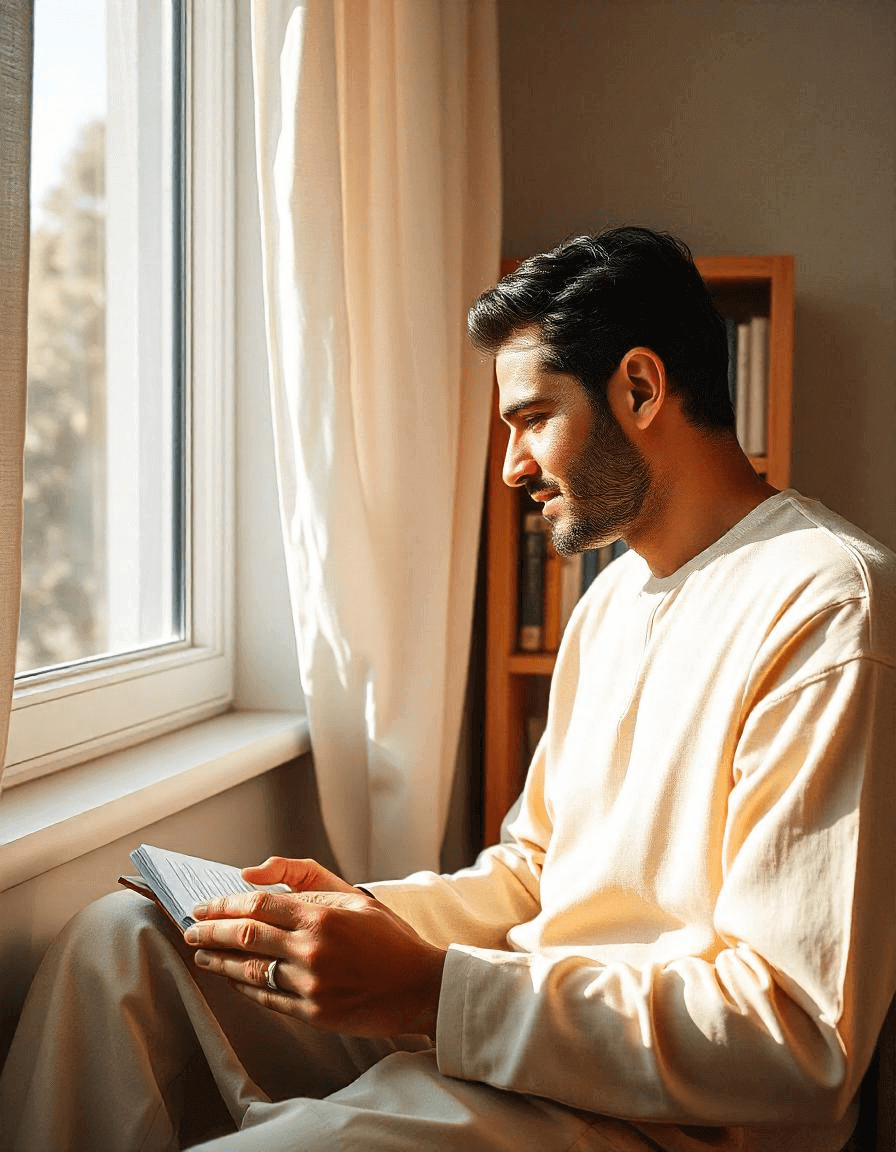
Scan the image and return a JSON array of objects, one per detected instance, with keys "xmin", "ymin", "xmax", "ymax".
[
  {"xmin": 54, "ymin": 889, "xmax": 179, "ymax": 985},
  {"xmin": 61, "ymin": 888, "xmax": 160, "ymax": 944}
]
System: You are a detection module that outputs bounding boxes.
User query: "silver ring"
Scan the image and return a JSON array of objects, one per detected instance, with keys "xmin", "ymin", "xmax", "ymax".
[{"xmin": 265, "ymin": 959, "xmax": 280, "ymax": 991}]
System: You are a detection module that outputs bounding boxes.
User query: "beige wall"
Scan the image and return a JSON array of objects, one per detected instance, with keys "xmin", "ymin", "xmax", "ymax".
[{"xmin": 499, "ymin": 0, "xmax": 896, "ymax": 547}]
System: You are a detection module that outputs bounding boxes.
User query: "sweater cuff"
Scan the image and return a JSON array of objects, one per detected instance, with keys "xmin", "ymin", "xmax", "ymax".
[
  {"xmin": 435, "ymin": 943, "xmax": 534, "ymax": 1086},
  {"xmin": 435, "ymin": 944, "xmax": 471, "ymax": 1077}
]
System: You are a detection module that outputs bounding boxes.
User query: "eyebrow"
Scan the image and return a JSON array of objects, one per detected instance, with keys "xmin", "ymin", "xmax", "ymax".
[{"xmin": 499, "ymin": 394, "xmax": 551, "ymax": 424}]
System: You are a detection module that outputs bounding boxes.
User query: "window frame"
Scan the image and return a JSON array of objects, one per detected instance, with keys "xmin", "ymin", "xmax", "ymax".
[{"xmin": 6, "ymin": 0, "xmax": 235, "ymax": 787}]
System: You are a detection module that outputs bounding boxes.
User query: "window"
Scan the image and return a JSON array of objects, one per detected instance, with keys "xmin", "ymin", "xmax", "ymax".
[{"xmin": 7, "ymin": 0, "xmax": 235, "ymax": 785}]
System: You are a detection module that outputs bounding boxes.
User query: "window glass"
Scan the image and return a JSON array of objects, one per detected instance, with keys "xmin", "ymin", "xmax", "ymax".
[{"xmin": 19, "ymin": 0, "xmax": 185, "ymax": 677}]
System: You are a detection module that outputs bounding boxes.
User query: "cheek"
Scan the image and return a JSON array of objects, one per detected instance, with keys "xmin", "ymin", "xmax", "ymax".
[{"xmin": 541, "ymin": 426, "xmax": 577, "ymax": 477}]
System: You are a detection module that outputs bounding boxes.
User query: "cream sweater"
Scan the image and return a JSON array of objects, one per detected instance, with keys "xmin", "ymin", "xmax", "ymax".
[{"xmin": 369, "ymin": 491, "xmax": 896, "ymax": 1152}]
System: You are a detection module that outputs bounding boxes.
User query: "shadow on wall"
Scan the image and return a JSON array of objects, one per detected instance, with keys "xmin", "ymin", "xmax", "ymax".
[{"xmin": 790, "ymin": 292, "xmax": 883, "ymax": 521}]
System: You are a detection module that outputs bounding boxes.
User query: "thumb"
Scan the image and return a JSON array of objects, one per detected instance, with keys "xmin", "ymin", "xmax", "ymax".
[{"xmin": 241, "ymin": 856, "xmax": 355, "ymax": 894}]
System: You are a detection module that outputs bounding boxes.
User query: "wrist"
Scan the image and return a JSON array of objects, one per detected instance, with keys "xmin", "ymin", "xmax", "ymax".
[{"xmin": 412, "ymin": 946, "xmax": 446, "ymax": 1039}]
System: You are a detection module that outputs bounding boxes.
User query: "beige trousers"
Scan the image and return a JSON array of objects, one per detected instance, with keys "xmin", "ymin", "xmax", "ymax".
[{"xmin": 0, "ymin": 890, "xmax": 659, "ymax": 1152}]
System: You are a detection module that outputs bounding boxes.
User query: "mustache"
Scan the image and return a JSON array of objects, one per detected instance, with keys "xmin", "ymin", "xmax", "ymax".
[{"xmin": 523, "ymin": 477, "xmax": 561, "ymax": 501}]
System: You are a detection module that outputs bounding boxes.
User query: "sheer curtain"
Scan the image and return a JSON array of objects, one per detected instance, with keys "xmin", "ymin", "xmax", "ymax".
[
  {"xmin": 0, "ymin": 0, "xmax": 31, "ymax": 798},
  {"xmin": 251, "ymin": 0, "xmax": 501, "ymax": 880}
]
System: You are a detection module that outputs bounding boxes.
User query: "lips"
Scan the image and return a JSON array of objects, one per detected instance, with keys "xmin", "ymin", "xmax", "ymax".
[{"xmin": 529, "ymin": 485, "xmax": 560, "ymax": 503}]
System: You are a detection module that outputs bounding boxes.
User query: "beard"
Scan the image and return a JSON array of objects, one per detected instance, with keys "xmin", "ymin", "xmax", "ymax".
[{"xmin": 527, "ymin": 396, "xmax": 652, "ymax": 557}]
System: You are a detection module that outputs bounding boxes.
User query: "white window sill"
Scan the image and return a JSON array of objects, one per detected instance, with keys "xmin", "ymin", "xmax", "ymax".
[{"xmin": 0, "ymin": 710, "xmax": 310, "ymax": 892}]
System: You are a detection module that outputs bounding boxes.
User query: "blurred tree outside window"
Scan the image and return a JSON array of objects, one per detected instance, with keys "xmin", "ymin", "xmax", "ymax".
[
  {"xmin": 19, "ymin": 0, "xmax": 183, "ymax": 678},
  {"xmin": 20, "ymin": 119, "xmax": 107, "ymax": 673}
]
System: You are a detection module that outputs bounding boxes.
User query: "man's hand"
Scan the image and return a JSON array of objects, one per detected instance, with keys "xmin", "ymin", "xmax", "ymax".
[
  {"xmin": 182, "ymin": 880, "xmax": 446, "ymax": 1039},
  {"xmin": 240, "ymin": 855, "xmax": 358, "ymax": 896}
]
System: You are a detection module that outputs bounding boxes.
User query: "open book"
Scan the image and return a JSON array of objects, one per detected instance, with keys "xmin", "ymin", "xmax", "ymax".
[{"xmin": 120, "ymin": 844, "xmax": 289, "ymax": 931}]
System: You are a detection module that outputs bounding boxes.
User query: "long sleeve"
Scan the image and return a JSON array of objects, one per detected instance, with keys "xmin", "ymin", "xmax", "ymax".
[
  {"xmin": 434, "ymin": 652, "xmax": 896, "ymax": 1126},
  {"xmin": 364, "ymin": 740, "xmax": 551, "ymax": 950}
]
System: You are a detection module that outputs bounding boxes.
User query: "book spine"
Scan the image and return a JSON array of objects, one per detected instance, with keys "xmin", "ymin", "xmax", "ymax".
[
  {"xmin": 558, "ymin": 552, "xmax": 583, "ymax": 636},
  {"xmin": 725, "ymin": 317, "xmax": 738, "ymax": 408},
  {"xmin": 735, "ymin": 321, "xmax": 751, "ymax": 450},
  {"xmin": 580, "ymin": 548, "xmax": 600, "ymax": 596},
  {"xmin": 542, "ymin": 533, "xmax": 562, "ymax": 652},
  {"xmin": 747, "ymin": 316, "xmax": 769, "ymax": 456},
  {"xmin": 518, "ymin": 512, "xmax": 546, "ymax": 651}
]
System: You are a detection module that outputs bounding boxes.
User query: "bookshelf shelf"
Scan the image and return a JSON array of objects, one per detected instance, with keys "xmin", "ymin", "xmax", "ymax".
[
  {"xmin": 482, "ymin": 254, "xmax": 795, "ymax": 846},
  {"xmin": 507, "ymin": 653, "xmax": 557, "ymax": 675}
]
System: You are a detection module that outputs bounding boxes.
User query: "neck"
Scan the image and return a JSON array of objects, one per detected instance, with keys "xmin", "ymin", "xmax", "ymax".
[{"xmin": 625, "ymin": 430, "xmax": 779, "ymax": 578}]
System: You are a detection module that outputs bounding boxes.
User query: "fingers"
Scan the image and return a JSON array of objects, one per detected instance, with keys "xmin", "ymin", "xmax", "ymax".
[
  {"xmin": 232, "ymin": 981, "xmax": 305, "ymax": 1018},
  {"xmin": 185, "ymin": 892, "xmax": 366, "ymax": 966},
  {"xmin": 191, "ymin": 948, "xmax": 323, "ymax": 1027},
  {"xmin": 193, "ymin": 947, "xmax": 298, "ymax": 994},
  {"xmin": 191, "ymin": 889, "xmax": 366, "ymax": 934},
  {"xmin": 229, "ymin": 978, "xmax": 325, "ymax": 1027},
  {"xmin": 185, "ymin": 910, "xmax": 290, "ymax": 958},
  {"xmin": 240, "ymin": 856, "xmax": 300, "ymax": 886},
  {"xmin": 241, "ymin": 856, "xmax": 356, "ymax": 895},
  {"xmin": 192, "ymin": 888, "xmax": 304, "ymax": 929}
]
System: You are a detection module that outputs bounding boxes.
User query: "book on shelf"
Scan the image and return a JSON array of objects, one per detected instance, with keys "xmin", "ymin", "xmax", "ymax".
[
  {"xmin": 735, "ymin": 320, "xmax": 751, "ymax": 447},
  {"xmin": 581, "ymin": 540, "xmax": 627, "ymax": 596},
  {"xmin": 558, "ymin": 551, "xmax": 584, "ymax": 637},
  {"xmin": 580, "ymin": 547, "xmax": 601, "ymax": 592},
  {"xmin": 731, "ymin": 315, "xmax": 768, "ymax": 457},
  {"xmin": 520, "ymin": 528, "xmax": 630, "ymax": 654},
  {"xmin": 747, "ymin": 316, "xmax": 768, "ymax": 455},
  {"xmin": 518, "ymin": 511, "xmax": 547, "ymax": 651},
  {"xmin": 725, "ymin": 318, "xmax": 738, "ymax": 406},
  {"xmin": 119, "ymin": 844, "xmax": 289, "ymax": 931},
  {"xmin": 543, "ymin": 532, "xmax": 562, "ymax": 652}
]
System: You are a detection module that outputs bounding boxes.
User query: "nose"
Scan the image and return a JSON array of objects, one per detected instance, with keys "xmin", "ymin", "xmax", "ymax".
[{"xmin": 502, "ymin": 429, "xmax": 538, "ymax": 489}]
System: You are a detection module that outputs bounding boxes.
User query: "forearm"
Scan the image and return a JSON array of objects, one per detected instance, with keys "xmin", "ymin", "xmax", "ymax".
[
  {"xmin": 364, "ymin": 841, "xmax": 542, "ymax": 951},
  {"xmin": 436, "ymin": 943, "xmax": 855, "ymax": 1126},
  {"xmin": 366, "ymin": 754, "xmax": 549, "ymax": 950}
]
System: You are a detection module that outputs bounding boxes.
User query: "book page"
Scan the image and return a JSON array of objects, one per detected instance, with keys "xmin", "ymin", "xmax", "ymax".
[{"xmin": 129, "ymin": 845, "xmax": 288, "ymax": 930}]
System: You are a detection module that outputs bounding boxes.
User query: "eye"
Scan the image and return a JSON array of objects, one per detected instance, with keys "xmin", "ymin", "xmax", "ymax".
[{"xmin": 524, "ymin": 413, "xmax": 547, "ymax": 431}]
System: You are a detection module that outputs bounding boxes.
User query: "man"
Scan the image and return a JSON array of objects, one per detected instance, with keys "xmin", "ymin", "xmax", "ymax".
[{"xmin": 2, "ymin": 227, "xmax": 894, "ymax": 1152}]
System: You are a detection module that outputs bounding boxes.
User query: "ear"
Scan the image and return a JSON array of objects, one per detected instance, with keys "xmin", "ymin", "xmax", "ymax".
[{"xmin": 610, "ymin": 347, "xmax": 666, "ymax": 430}]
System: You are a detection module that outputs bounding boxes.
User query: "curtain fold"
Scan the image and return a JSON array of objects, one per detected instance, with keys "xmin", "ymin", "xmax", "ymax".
[
  {"xmin": 251, "ymin": 0, "xmax": 501, "ymax": 880},
  {"xmin": 0, "ymin": 0, "xmax": 32, "ymax": 796}
]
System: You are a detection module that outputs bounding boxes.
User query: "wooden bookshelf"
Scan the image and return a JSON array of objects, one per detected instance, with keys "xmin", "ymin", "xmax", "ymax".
[{"xmin": 482, "ymin": 255, "xmax": 795, "ymax": 847}]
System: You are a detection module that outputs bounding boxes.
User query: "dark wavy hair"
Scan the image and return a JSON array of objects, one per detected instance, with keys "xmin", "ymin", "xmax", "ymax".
[{"xmin": 468, "ymin": 227, "xmax": 734, "ymax": 432}]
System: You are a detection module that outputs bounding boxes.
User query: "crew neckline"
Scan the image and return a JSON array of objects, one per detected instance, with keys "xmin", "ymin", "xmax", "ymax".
[{"xmin": 640, "ymin": 489, "xmax": 798, "ymax": 595}]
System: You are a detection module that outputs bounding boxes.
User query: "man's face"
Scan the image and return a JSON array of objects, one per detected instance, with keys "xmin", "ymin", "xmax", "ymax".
[{"xmin": 496, "ymin": 333, "xmax": 652, "ymax": 556}]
